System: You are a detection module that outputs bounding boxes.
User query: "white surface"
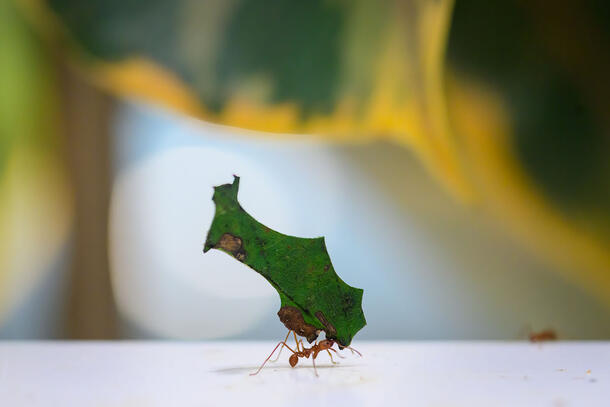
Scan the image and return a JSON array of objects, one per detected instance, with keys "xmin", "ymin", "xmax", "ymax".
[{"xmin": 0, "ymin": 341, "xmax": 608, "ymax": 406}]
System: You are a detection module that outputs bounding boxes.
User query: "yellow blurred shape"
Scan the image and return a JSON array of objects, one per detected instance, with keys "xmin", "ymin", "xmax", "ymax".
[
  {"xmin": 91, "ymin": 58, "xmax": 206, "ymax": 119},
  {"xmin": 0, "ymin": 148, "xmax": 73, "ymax": 324}
]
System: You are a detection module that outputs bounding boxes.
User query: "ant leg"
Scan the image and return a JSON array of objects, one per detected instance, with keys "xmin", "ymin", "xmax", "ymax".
[
  {"xmin": 312, "ymin": 353, "xmax": 319, "ymax": 377},
  {"xmin": 293, "ymin": 331, "xmax": 301, "ymax": 352},
  {"xmin": 250, "ymin": 341, "xmax": 298, "ymax": 376},
  {"xmin": 326, "ymin": 349, "xmax": 339, "ymax": 365},
  {"xmin": 329, "ymin": 347, "xmax": 346, "ymax": 359},
  {"xmin": 347, "ymin": 346, "xmax": 362, "ymax": 357},
  {"xmin": 270, "ymin": 331, "xmax": 291, "ymax": 363}
]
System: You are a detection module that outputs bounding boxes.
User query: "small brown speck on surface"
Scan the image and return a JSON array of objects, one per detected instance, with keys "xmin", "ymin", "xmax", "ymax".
[{"xmin": 586, "ymin": 369, "xmax": 592, "ymax": 375}]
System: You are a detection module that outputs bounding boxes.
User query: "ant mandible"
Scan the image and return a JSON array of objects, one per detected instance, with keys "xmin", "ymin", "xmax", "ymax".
[{"xmin": 250, "ymin": 330, "xmax": 362, "ymax": 377}]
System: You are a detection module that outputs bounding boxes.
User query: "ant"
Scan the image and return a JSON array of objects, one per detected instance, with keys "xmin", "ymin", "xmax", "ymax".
[
  {"xmin": 521, "ymin": 324, "xmax": 557, "ymax": 343},
  {"xmin": 250, "ymin": 330, "xmax": 362, "ymax": 377},
  {"xmin": 529, "ymin": 329, "xmax": 557, "ymax": 343}
]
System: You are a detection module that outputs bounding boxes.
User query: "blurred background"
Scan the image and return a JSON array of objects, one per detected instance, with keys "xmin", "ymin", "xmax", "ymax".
[{"xmin": 1, "ymin": 0, "xmax": 609, "ymax": 340}]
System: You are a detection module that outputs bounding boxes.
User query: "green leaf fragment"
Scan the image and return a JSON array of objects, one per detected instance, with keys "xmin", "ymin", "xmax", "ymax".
[{"xmin": 203, "ymin": 176, "xmax": 366, "ymax": 346}]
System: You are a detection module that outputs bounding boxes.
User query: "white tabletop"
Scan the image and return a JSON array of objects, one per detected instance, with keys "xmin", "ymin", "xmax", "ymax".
[{"xmin": 0, "ymin": 341, "xmax": 607, "ymax": 406}]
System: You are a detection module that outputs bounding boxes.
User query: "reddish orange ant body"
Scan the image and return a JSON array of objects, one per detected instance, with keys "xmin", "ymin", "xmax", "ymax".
[
  {"xmin": 250, "ymin": 330, "xmax": 362, "ymax": 377},
  {"xmin": 529, "ymin": 329, "xmax": 557, "ymax": 343}
]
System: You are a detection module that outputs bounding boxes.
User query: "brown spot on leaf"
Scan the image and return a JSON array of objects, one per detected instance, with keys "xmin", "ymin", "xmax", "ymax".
[
  {"xmin": 217, "ymin": 233, "xmax": 242, "ymax": 252},
  {"xmin": 315, "ymin": 311, "xmax": 337, "ymax": 338},
  {"xmin": 277, "ymin": 306, "xmax": 319, "ymax": 343},
  {"xmin": 324, "ymin": 264, "xmax": 330, "ymax": 271},
  {"xmin": 216, "ymin": 233, "xmax": 247, "ymax": 262}
]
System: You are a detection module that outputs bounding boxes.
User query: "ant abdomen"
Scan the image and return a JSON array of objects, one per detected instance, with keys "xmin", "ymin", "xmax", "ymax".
[{"xmin": 289, "ymin": 353, "xmax": 299, "ymax": 367}]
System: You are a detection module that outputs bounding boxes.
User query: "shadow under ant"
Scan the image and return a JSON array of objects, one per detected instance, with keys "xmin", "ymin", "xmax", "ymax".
[{"xmin": 212, "ymin": 364, "xmax": 358, "ymax": 375}]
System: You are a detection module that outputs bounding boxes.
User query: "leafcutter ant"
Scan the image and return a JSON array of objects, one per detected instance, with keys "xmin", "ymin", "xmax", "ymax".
[
  {"xmin": 250, "ymin": 330, "xmax": 362, "ymax": 377},
  {"xmin": 529, "ymin": 328, "xmax": 557, "ymax": 342},
  {"xmin": 521, "ymin": 323, "xmax": 557, "ymax": 342}
]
